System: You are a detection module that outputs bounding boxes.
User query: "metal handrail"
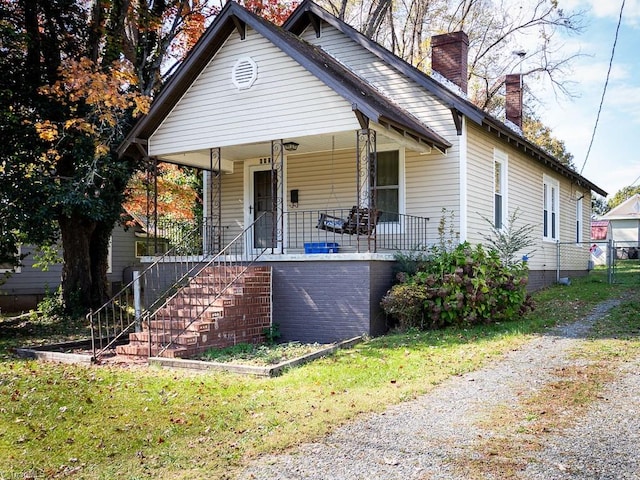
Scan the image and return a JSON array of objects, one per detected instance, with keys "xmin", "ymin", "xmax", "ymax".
[
  {"xmin": 149, "ymin": 214, "xmax": 270, "ymax": 357},
  {"xmin": 89, "ymin": 220, "xmax": 209, "ymax": 361},
  {"xmin": 89, "ymin": 216, "xmax": 263, "ymax": 361}
]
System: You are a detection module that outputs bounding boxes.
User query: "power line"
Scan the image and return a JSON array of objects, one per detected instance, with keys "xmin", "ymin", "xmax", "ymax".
[{"xmin": 579, "ymin": 0, "xmax": 625, "ymax": 176}]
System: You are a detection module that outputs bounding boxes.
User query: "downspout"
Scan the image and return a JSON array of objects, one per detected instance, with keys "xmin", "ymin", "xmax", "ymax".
[{"xmin": 459, "ymin": 116, "xmax": 468, "ymax": 243}]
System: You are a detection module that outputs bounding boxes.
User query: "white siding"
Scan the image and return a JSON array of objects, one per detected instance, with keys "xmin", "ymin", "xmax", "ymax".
[
  {"xmin": 465, "ymin": 122, "xmax": 591, "ymax": 272},
  {"xmin": 150, "ymin": 28, "xmax": 359, "ymax": 156},
  {"xmin": 611, "ymin": 220, "xmax": 640, "ymax": 242},
  {"xmin": 300, "ymin": 21, "xmax": 463, "ymax": 243},
  {"xmin": 215, "ymin": 147, "xmax": 455, "ymax": 247},
  {"xmin": 405, "ymin": 149, "xmax": 460, "ymax": 244},
  {"xmin": 302, "ymin": 22, "xmax": 458, "ymax": 139},
  {"xmin": 219, "ymin": 163, "xmax": 246, "ymax": 242},
  {"xmin": 286, "ymin": 150, "xmax": 357, "ymax": 211}
]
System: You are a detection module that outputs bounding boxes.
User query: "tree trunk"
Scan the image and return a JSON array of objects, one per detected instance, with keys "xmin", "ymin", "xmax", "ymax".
[
  {"xmin": 89, "ymin": 221, "xmax": 113, "ymax": 308},
  {"xmin": 59, "ymin": 213, "xmax": 96, "ymax": 311}
]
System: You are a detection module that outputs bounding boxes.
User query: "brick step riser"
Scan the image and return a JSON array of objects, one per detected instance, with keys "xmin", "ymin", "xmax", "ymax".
[
  {"xmin": 150, "ymin": 311, "xmax": 225, "ymax": 326},
  {"xmin": 200, "ymin": 266, "xmax": 270, "ymax": 276},
  {"xmin": 115, "ymin": 344, "xmax": 189, "ymax": 358},
  {"xmin": 153, "ymin": 304, "xmax": 227, "ymax": 318},
  {"xmin": 129, "ymin": 331, "xmax": 199, "ymax": 346},
  {"xmin": 122, "ymin": 327, "xmax": 267, "ymax": 355},
  {"xmin": 169, "ymin": 293, "xmax": 241, "ymax": 306},
  {"xmin": 147, "ymin": 320, "xmax": 216, "ymax": 332}
]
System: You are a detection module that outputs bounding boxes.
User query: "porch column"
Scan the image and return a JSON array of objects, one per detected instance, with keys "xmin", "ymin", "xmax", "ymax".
[
  {"xmin": 356, "ymin": 128, "xmax": 377, "ymax": 252},
  {"xmin": 271, "ymin": 139, "xmax": 284, "ymax": 254},
  {"xmin": 143, "ymin": 156, "xmax": 159, "ymax": 255},
  {"xmin": 207, "ymin": 147, "xmax": 222, "ymax": 255}
]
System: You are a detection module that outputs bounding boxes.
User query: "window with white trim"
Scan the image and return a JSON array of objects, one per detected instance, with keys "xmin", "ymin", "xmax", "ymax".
[
  {"xmin": 493, "ymin": 149, "xmax": 508, "ymax": 229},
  {"xmin": 576, "ymin": 196, "xmax": 583, "ymax": 243},
  {"xmin": 543, "ymin": 175, "xmax": 560, "ymax": 241},
  {"xmin": 375, "ymin": 150, "xmax": 402, "ymax": 223},
  {"xmin": 135, "ymin": 240, "xmax": 169, "ymax": 258}
]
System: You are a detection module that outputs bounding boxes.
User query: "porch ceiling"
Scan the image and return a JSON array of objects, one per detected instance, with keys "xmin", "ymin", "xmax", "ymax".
[{"xmin": 157, "ymin": 127, "xmax": 432, "ymax": 171}]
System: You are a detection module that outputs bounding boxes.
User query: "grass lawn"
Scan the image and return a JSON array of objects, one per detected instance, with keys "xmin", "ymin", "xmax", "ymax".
[{"xmin": 0, "ymin": 264, "xmax": 637, "ymax": 479}]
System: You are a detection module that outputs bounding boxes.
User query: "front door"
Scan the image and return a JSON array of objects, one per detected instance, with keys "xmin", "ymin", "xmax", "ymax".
[{"xmin": 252, "ymin": 168, "xmax": 276, "ymax": 249}]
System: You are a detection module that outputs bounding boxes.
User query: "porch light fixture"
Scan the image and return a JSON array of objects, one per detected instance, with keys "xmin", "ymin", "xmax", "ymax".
[{"xmin": 283, "ymin": 141, "xmax": 299, "ymax": 152}]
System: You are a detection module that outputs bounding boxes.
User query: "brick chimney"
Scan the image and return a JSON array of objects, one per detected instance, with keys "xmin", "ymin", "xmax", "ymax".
[
  {"xmin": 431, "ymin": 31, "xmax": 469, "ymax": 94},
  {"xmin": 505, "ymin": 74, "xmax": 523, "ymax": 128}
]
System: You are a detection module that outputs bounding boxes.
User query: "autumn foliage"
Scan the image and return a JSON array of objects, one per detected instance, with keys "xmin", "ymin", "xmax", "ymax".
[
  {"xmin": 240, "ymin": 0, "xmax": 298, "ymax": 25},
  {"xmin": 35, "ymin": 58, "xmax": 150, "ymax": 162},
  {"xmin": 123, "ymin": 163, "xmax": 200, "ymax": 224}
]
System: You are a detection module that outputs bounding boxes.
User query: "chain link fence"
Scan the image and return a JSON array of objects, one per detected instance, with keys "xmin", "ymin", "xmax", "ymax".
[{"xmin": 557, "ymin": 240, "xmax": 640, "ymax": 285}]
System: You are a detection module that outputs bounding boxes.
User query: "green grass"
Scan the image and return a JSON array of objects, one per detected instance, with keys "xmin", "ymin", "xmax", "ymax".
[
  {"xmin": 612, "ymin": 258, "xmax": 640, "ymax": 285},
  {"xmin": 197, "ymin": 341, "xmax": 326, "ymax": 365},
  {"xmin": 0, "ymin": 266, "xmax": 638, "ymax": 479}
]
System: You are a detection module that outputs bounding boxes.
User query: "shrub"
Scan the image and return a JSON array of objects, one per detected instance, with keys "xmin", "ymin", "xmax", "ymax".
[{"xmin": 382, "ymin": 242, "xmax": 534, "ymax": 331}]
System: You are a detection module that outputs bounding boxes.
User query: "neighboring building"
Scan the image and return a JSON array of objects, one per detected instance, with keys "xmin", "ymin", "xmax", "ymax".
[
  {"xmin": 113, "ymin": 0, "xmax": 605, "ymax": 347},
  {"xmin": 600, "ymin": 194, "xmax": 640, "ymax": 259},
  {"xmin": 0, "ymin": 225, "xmax": 141, "ymax": 312}
]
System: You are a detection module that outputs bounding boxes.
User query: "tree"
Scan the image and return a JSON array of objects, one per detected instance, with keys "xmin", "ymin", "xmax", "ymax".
[
  {"xmin": 592, "ymin": 195, "xmax": 609, "ymax": 217},
  {"xmin": 240, "ymin": 0, "xmax": 299, "ymax": 24},
  {"xmin": 0, "ymin": 0, "xmax": 214, "ymax": 311},
  {"xmin": 123, "ymin": 163, "xmax": 201, "ymax": 225},
  {"xmin": 608, "ymin": 186, "xmax": 640, "ymax": 211},
  {"xmin": 522, "ymin": 115, "xmax": 574, "ymax": 169},
  {"xmin": 1, "ymin": 0, "xmax": 298, "ymax": 313},
  {"xmin": 0, "ymin": 0, "xmax": 86, "ymax": 273},
  {"xmin": 322, "ymin": 0, "xmax": 583, "ymax": 118},
  {"xmin": 34, "ymin": 58, "xmax": 150, "ymax": 308}
]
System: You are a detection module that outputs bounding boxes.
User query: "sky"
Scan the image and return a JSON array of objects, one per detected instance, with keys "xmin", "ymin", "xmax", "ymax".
[{"xmin": 533, "ymin": 0, "xmax": 640, "ymax": 199}]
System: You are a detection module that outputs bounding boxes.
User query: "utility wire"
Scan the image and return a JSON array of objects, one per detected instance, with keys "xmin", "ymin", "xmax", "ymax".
[{"xmin": 579, "ymin": 0, "xmax": 625, "ymax": 175}]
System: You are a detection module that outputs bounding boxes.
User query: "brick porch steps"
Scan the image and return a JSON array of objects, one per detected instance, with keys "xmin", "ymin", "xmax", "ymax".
[{"xmin": 115, "ymin": 265, "xmax": 271, "ymax": 359}]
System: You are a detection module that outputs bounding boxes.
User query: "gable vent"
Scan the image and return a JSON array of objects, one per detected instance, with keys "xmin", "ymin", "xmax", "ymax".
[{"xmin": 232, "ymin": 57, "xmax": 258, "ymax": 90}]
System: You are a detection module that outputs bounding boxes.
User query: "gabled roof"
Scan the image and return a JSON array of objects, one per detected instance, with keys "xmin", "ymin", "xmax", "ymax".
[
  {"xmin": 283, "ymin": 0, "xmax": 607, "ymax": 197},
  {"xmin": 118, "ymin": 0, "xmax": 450, "ymax": 159},
  {"xmin": 603, "ymin": 194, "xmax": 640, "ymax": 219},
  {"xmin": 119, "ymin": 0, "xmax": 606, "ymax": 197},
  {"xmin": 284, "ymin": 0, "xmax": 484, "ymax": 125}
]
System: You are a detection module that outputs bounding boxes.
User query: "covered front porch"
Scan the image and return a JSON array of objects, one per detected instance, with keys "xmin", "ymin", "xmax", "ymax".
[{"xmin": 142, "ymin": 129, "xmax": 441, "ymax": 261}]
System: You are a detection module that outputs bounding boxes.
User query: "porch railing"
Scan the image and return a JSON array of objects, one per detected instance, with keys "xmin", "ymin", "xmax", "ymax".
[
  {"xmin": 285, "ymin": 209, "xmax": 431, "ymax": 253},
  {"xmin": 89, "ymin": 215, "xmax": 267, "ymax": 361},
  {"xmin": 144, "ymin": 210, "xmax": 431, "ymax": 256},
  {"xmin": 142, "ymin": 217, "xmax": 226, "ymax": 256}
]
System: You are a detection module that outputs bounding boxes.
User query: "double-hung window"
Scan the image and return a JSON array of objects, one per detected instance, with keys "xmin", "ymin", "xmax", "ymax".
[
  {"xmin": 576, "ymin": 196, "xmax": 583, "ymax": 243},
  {"xmin": 543, "ymin": 175, "xmax": 559, "ymax": 242},
  {"xmin": 493, "ymin": 149, "xmax": 508, "ymax": 229},
  {"xmin": 375, "ymin": 150, "xmax": 401, "ymax": 223}
]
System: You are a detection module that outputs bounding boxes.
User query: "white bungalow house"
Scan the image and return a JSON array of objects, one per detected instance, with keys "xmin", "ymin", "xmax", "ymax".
[
  {"xmin": 102, "ymin": 0, "xmax": 606, "ymax": 359},
  {"xmin": 599, "ymin": 194, "xmax": 640, "ymax": 259}
]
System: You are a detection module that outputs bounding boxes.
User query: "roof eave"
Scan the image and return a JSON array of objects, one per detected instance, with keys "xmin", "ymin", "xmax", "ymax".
[
  {"xmin": 284, "ymin": 2, "xmax": 610, "ymax": 196},
  {"xmin": 483, "ymin": 118, "xmax": 608, "ymax": 197}
]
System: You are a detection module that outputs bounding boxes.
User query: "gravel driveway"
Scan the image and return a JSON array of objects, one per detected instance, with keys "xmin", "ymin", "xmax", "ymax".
[{"xmin": 239, "ymin": 299, "xmax": 640, "ymax": 479}]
